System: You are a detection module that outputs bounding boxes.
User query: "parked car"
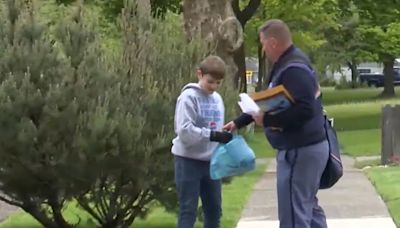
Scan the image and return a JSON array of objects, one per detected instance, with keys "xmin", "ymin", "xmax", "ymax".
[
  {"xmin": 357, "ymin": 68, "xmax": 372, "ymax": 74},
  {"xmin": 359, "ymin": 69, "xmax": 400, "ymax": 87}
]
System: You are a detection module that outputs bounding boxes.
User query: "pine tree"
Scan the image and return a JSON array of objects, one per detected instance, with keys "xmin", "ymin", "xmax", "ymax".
[
  {"xmin": 72, "ymin": 0, "xmax": 204, "ymax": 226},
  {"xmin": 0, "ymin": 1, "xmax": 109, "ymax": 227},
  {"xmin": 0, "ymin": 0, "xmax": 238, "ymax": 227}
]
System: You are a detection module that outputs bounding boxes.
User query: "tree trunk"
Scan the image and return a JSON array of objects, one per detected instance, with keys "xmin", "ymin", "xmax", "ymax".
[
  {"xmin": 256, "ymin": 43, "xmax": 273, "ymax": 92},
  {"xmin": 233, "ymin": 43, "xmax": 247, "ymax": 92},
  {"xmin": 382, "ymin": 57, "xmax": 396, "ymax": 97},
  {"xmin": 50, "ymin": 201, "xmax": 72, "ymax": 228},
  {"xmin": 24, "ymin": 205, "xmax": 72, "ymax": 228},
  {"xmin": 347, "ymin": 60, "xmax": 358, "ymax": 88},
  {"xmin": 182, "ymin": 0, "xmax": 243, "ymax": 83},
  {"xmin": 231, "ymin": 0, "xmax": 260, "ymax": 92},
  {"xmin": 256, "ymin": 44, "xmax": 266, "ymax": 92}
]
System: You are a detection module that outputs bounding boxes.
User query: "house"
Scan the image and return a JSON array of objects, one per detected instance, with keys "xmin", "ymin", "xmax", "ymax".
[
  {"xmin": 245, "ymin": 57, "xmax": 259, "ymax": 84},
  {"xmin": 327, "ymin": 59, "xmax": 400, "ymax": 82}
]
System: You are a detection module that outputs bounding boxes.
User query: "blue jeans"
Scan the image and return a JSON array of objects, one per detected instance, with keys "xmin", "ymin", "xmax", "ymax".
[
  {"xmin": 174, "ymin": 156, "xmax": 222, "ymax": 228},
  {"xmin": 277, "ymin": 140, "xmax": 329, "ymax": 228}
]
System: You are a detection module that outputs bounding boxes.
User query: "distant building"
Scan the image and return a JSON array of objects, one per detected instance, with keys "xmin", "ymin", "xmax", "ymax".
[
  {"xmin": 327, "ymin": 59, "xmax": 400, "ymax": 81},
  {"xmin": 247, "ymin": 58, "xmax": 400, "ymax": 83},
  {"xmin": 245, "ymin": 57, "xmax": 258, "ymax": 84}
]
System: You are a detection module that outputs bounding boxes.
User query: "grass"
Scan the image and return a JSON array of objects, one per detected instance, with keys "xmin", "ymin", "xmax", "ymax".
[
  {"xmin": 367, "ymin": 167, "xmax": 400, "ymax": 227},
  {"xmin": 1, "ymin": 202, "xmax": 92, "ymax": 228},
  {"xmin": 245, "ymin": 131, "xmax": 275, "ymax": 158},
  {"xmin": 338, "ymin": 129, "xmax": 381, "ymax": 156},
  {"xmin": 134, "ymin": 163, "xmax": 266, "ymax": 228},
  {"xmin": 321, "ymin": 87, "xmax": 400, "ymax": 106},
  {"xmin": 354, "ymin": 158, "xmax": 381, "ymax": 169},
  {"xmin": 325, "ymin": 100, "xmax": 400, "ymax": 131},
  {"xmin": 328, "ymin": 89, "xmax": 400, "ymax": 227},
  {"xmin": 243, "ymin": 99, "xmax": 397, "ymax": 158},
  {"xmin": 321, "ymin": 89, "xmax": 400, "ymax": 159},
  {"xmin": 244, "ymin": 100, "xmax": 395, "ymax": 158}
]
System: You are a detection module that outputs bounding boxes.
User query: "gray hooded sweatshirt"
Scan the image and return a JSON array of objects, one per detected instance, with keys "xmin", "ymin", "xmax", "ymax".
[{"xmin": 171, "ymin": 83, "xmax": 225, "ymax": 161}]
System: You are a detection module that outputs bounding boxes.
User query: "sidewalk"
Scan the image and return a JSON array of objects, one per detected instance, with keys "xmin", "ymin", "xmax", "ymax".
[
  {"xmin": 236, "ymin": 155, "xmax": 397, "ymax": 228},
  {"xmin": 0, "ymin": 197, "xmax": 17, "ymax": 222}
]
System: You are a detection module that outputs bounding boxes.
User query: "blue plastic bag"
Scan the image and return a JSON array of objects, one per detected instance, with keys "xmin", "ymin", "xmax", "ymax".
[{"xmin": 210, "ymin": 135, "xmax": 256, "ymax": 180}]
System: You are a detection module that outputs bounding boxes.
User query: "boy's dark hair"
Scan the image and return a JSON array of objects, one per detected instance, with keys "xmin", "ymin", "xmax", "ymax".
[{"xmin": 198, "ymin": 55, "xmax": 226, "ymax": 80}]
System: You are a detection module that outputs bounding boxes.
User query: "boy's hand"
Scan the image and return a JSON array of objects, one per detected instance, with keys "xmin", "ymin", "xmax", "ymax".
[
  {"xmin": 223, "ymin": 121, "xmax": 237, "ymax": 132},
  {"xmin": 210, "ymin": 131, "xmax": 233, "ymax": 144}
]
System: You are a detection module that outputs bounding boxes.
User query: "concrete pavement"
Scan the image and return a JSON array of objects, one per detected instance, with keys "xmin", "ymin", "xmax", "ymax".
[{"xmin": 236, "ymin": 155, "xmax": 397, "ymax": 228}]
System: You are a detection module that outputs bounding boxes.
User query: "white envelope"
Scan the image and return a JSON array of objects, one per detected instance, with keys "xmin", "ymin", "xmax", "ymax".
[{"xmin": 238, "ymin": 93, "xmax": 260, "ymax": 114}]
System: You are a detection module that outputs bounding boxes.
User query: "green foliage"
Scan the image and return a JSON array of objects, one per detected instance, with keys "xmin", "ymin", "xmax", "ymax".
[
  {"xmin": 0, "ymin": 1, "xmax": 102, "ymax": 227},
  {"xmin": 352, "ymin": 0, "xmax": 400, "ymax": 96},
  {"xmin": 380, "ymin": 23, "xmax": 400, "ymax": 57},
  {"xmin": 0, "ymin": 0, "xmax": 241, "ymax": 227},
  {"xmin": 264, "ymin": 0, "xmax": 338, "ymax": 52},
  {"xmin": 56, "ymin": 0, "xmax": 182, "ymax": 19},
  {"xmin": 320, "ymin": 2, "xmax": 376, "ymax": 79},
  {"xmin": 244, "ymin": 0, "xmax": 340, "ymax": 76}
]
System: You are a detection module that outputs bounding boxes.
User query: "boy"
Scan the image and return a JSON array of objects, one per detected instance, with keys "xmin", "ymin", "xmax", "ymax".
[{"xmin": 172, "ymin": 55, "xmax": 233, "ymax": 228}]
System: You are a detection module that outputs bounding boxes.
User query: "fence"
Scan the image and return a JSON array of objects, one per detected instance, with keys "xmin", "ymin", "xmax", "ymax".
[{"xmin": 381, "ymin": 105, "xmax": 400, "ymax": 165}]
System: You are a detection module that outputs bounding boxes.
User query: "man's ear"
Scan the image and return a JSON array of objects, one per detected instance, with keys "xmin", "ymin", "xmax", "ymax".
[
  {"xmin": 271, "ymin": 37, "xmax": 278, "ymax": 49},
  {"xmin": 197, "ymin": 69, "xmax": 204, "ymax": 76}
]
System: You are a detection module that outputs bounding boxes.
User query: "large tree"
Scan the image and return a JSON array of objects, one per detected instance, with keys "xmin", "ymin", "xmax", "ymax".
[
  {"xmin": 322, "ymin": 1, "xmax": 375, "ymax": 87},
  {"xmin": 182, "ymin": 0, "xmax": 243, "ymax": 84},
  {"xmin": 0, "ymin": 1, "xmax": 98, "ymax": 227},
  {"xmin": 232, "ymin": 0, "xmax": 261, "ymax": 92},
  {"xmin": 244, "ymin": 0, "xmax": 339, "ymax": 89},
  {"xmin": 353, "ymin": 0, "xmax": 400, "ymax": 96},
  {"xmin": 56, "ymin": 0, "xmax": 254, "ymax": 93}
]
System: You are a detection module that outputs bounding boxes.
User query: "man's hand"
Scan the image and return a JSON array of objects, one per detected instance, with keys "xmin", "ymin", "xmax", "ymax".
[
  {"xmin": 252, "ymin": 111, "xmax": 265, "ymax": 126},
  {"xmin": 223, "ymin": 121, "xmax": 237, "ymax": 132}
]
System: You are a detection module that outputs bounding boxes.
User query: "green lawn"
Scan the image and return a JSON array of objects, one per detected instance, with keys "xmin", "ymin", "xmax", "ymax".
[
  {"xmin": 135, "ymin": 163, "xmax": 266, "ymax": 228},
  {"xmin": 1, "ymin": 202, "xmax": 93, "ymax": 228},
  {"xmin": 249, "ymin": 125, "xmax": 382, "ymax": 157},
  {"xmin": 325, "ymin": 100, "xmax": 400, "ymax": 131},
  {"xmin": 354, "ymin": 158, "xmax": 381, "ymax": 169},
  {"xmin": 321, "ymin": 87, "xmax": 400, "ymax": 106},
  {"xmin": 338, "ymin": 129, "xmax": 381, "ymax": 156},
  {"xmin": 248, "ymin": 127, "xmax": 382, "ymax": 158},
  {"xmin": 245, "ymin": 131, "xmax": 275, "ymax": 158},
  {"xmin": 326, "ymin": 88, "xmax": 400, "ymax": 227},
  {"xmin": 367, "ymin": 167, "xmax": 400, "ymax": 227}
]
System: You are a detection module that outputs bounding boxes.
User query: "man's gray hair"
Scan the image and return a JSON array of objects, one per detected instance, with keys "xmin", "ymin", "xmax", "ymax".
[{"xmin": 258, "ymin": 19, "xmax": 292, "ymax": 43}]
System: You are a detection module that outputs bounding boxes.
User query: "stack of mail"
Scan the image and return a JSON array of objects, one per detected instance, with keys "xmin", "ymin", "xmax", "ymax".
[{"xmin": 238, "ymin": 93, "xmax": 260, "ymax": 115}]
